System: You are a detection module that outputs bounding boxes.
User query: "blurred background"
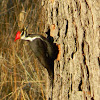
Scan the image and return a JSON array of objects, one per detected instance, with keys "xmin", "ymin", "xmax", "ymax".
[{"xmin": 0, "ymin": 0, "xmax": 47, "ymax": 99}]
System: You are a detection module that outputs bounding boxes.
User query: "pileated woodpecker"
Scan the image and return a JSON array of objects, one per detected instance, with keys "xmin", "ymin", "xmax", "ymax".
[{"xmin": 14, "ymin": 28, "xmax": 58, "ymax": 81}]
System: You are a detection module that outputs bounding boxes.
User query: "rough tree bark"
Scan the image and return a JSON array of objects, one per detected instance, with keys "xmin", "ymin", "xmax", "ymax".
[{"xmin": 42, "ymin": 0, "xmax": 100, "ymax": 100}]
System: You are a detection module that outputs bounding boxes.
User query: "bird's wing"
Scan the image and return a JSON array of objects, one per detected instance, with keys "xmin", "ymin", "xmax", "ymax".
[
  {"xmin": 30, "ymin": 38, "xmax": 51, "ymax": 67},
  {"xmin": 30, "ymin": 38, "xmax": 54, "ymax": 80}
]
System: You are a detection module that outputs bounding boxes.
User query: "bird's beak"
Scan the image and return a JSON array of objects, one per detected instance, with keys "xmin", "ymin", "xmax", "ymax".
[{"xmin": 14, "ymin": 31, "xmax": 21, "ymax": 41}]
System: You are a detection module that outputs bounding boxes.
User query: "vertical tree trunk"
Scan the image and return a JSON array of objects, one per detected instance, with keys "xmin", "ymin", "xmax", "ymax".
[{"xmin": 42, "ymin": 0, "xmax": 100, "ymax": 100}]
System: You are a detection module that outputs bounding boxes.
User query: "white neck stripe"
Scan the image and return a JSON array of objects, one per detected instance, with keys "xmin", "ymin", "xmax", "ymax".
[{"xmin": 22, "ymin": 36, "xmax": 43, "ymax": 41}]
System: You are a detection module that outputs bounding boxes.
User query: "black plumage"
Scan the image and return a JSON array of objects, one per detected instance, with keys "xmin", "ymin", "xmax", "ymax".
[
  {"xmin": 15, "ymin": 28, "xmax": 59, "ymax": 81},
  {"xmin": 28, "ymin": 34, "xmax": 58, "ymax": 80}
]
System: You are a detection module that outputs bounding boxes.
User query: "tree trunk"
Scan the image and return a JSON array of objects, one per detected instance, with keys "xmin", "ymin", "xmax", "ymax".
[{"xmin": 42, "ymin": 0, "xmax": 100, "ymax": 100}]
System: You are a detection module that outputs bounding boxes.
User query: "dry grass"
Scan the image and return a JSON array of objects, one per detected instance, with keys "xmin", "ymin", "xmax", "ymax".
[{"xmin": 0, "ymin": 0, "xmax": 47, "ymax": 100}]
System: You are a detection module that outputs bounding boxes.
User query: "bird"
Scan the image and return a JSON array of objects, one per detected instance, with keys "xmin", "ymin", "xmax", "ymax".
[{"xmin": 14, "ymin": 27, "xmax": 59, "ymax": 82}]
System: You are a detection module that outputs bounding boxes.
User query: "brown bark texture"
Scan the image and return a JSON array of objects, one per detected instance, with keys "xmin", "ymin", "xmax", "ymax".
[{"xmin": 42, "ymin": 0, "xmax": 100, "ymax": 100}]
